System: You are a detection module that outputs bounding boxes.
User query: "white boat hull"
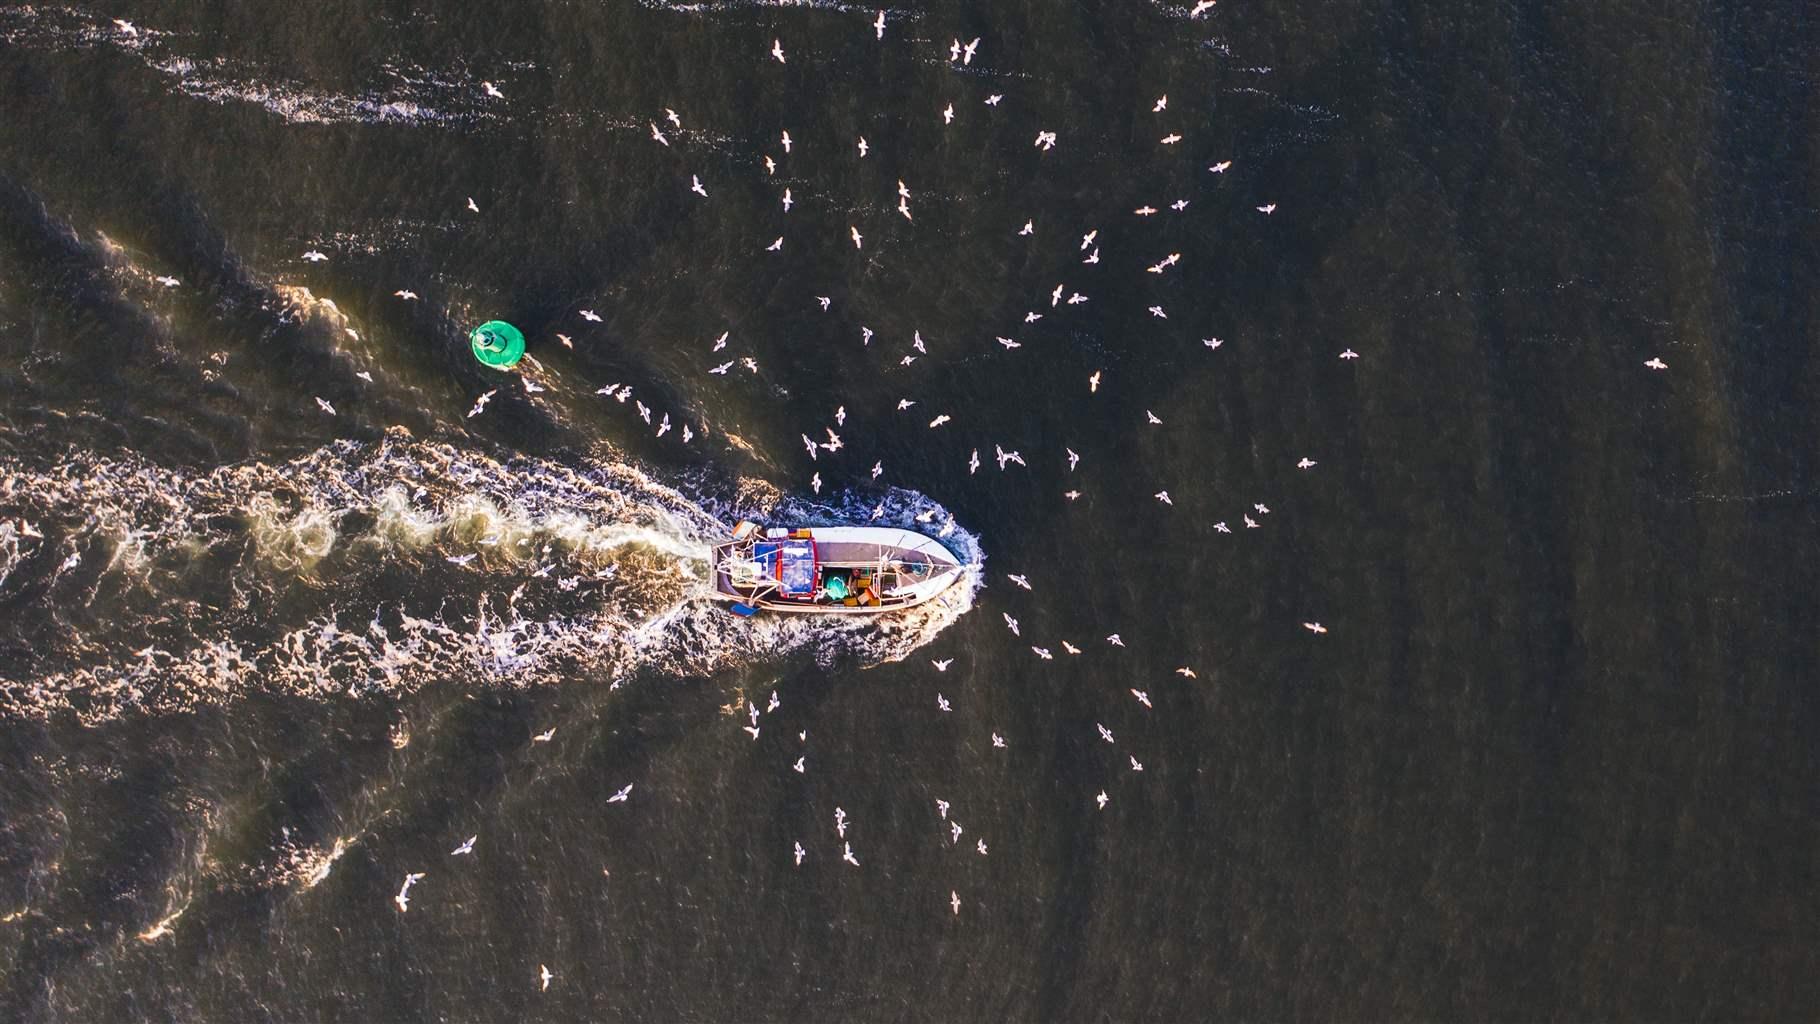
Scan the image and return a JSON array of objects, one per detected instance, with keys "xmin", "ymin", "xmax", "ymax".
[{"xmin": 711, "ymin": 524, "xmax": 965, "ymax": 614}]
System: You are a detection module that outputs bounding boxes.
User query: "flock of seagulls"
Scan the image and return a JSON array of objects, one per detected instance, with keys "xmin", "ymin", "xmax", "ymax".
[{"xmin": 331, "ymin": 2, "xmax": 1657, "ymax": 983}]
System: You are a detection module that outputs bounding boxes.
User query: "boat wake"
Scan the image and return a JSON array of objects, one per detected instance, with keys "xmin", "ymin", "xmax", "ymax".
[{"xmin": 0, "ymin": 431, "xmax": 982, "ymax": 723}]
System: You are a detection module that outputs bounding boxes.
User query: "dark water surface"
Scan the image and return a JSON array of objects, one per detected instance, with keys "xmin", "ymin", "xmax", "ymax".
[{"xmin": 2, "ymin": 0, "xmax": 1817, "ymax": 1019}]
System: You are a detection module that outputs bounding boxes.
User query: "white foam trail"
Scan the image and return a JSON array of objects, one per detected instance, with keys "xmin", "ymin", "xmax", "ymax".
[
  {"xmin": 0, "ymin": 432, "xmax": 981, "ymax": 722},
  {"xmin": 0, "ymin": 8, "xmax": 504, "ymax": 128}
]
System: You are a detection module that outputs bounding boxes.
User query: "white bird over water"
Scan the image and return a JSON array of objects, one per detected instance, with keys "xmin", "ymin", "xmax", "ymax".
[
  {"xmin": 1204, "ymin": 337, "xmax": 1224, "ymax": 350},
  {"xmin": 1024, "ymin": 311, "xmax": 1043, "ymax": 323},
  {"xmin": 744, "ymin": 724, "xmax": 761, "ymax": 740},
  {"xmin": 851, "ymin": 226, "xmax": 863, "ymax": 249},
  {"xmin": 992, "ymin": 733, "xmax": 1006, "ymax": 748},
  {"xmin": 782, "ymin": 188, "xmax": 793, "ymax": 211},
  {"xmin": 1161, "ymin": 133, "xmax": 1182, "ymax": 144},
  {"xmin": 1341, "ymin": 348, "xmax": 1360, "ymax": 359},
  {"xmin": 394, "ymin": 873, "xmax": 425, "ymax": 912},
  {"xmin": 952, "ymin": 891, "xmax": 962, "ymax": 915},
  {"xmin": 1176, "ymin": 666, "xmax": 1197, "ymax": 678},
  {"xmin": 1191, "ymin": 0, "xmax": 1217, "ymax": 15},
  {"xmin": 113, "ymin": 18, "xmax": 136, "ymax": 35},
  {"xmin": 451, "ymin": 835, "xmax": 477, "ymax": 856},
  {"xmin": 874, "ymin": 10, "xmax": 886, "ymax": 38},
  {"xmin": 1130, "ymin": 755, "xmax": 1145, "ymax": 772},
  {"xmin": 156, "ymin": 275, "xmax": 180, "ymax": 287},
  {"xmin": 1089, "ymin": 371, "xmax": 1102, "ymax": 392},
  {"xmin": 1214, "ymin": 521, "xmax": 1230, "ymax": 533},
  {"xmin": 1131, "ymin": 688, "xmax": 1151, "ymax": 708},
  {"xmin": 1258, "ymin": 203, "xmax": 1277, "ymax": 214},
  {"xmin": 690, "ymin": 175, "xmax": 708, "ymax": 197},
  {"xmin": 464, "ymin": 389, "xmax": 497, "ymax": 419},
  {"xmin": 764, "ymin": 154, "xmax": 776, "ymax": 174},
  {"xmin": 1304, "ymin": 622, "xmax": 1329, "ymax": 634},
  {"xmin": 1096, "ymin": 791, "xmax": 1109, "ymax": 810},
  {"xmin": 950, "ymin": 821, "xmax": 964, "ymax": 843},
  {"xmin": 871, "ymin": 461, "xmax": 883, "ymax": 479},
  {"xmin": 1064, "ymin": 490, "xmax": 1082, "ymax": 501},
  {"xmin": 962, "ymin": 37, "xmax": 980, "ymax": 64},
  {"xmin": 1067, "ymin": 448, "xmax": 1081, "ymax": 470},
  {"xmin": 1051, "ymin": 283, "xmax": 1065, "ymax": 306},
  {"xmin": 1135, "ymin": 205, "xmax": 1158, "ymax": 216},
  {"xmin": 929, "ymin": 414, "xmax": 951, "ymax": 428},
  {"xmin": 1003, "ymin": 612, "xmax": 1020, "ymax": 635},
  {"xmin": 818, "ymin": 296, "xmax": 831, "ymax": 310},
  {"xmin": 1298, "ymin": 457, "xmax": 1317, "ymax": 469},
  {"xmin": 794, "ymin": 842, "xmax": 806, "ymax": 866},
  {"xmin": 781, "ymin": 130, "xmax": 793, "ymax": 152},
  {"xmin": 1063, "ymin": 641, "xmax": 1081, "ymax": 654},
  {"xmin": 303, "ymin": 250, "xmax": 328, "ymax": 262},
  {"xmin": 857, "ymin": 136, "xmax": 869, "ymax": 157},
  {"xmin": 793, "ymin": 756, "xmax": 805, "ymax": 773},
  {"xmin": 771, "ymin": 38, "xmax": 786, "ymax": 63},
  {"xmin": 1148, "ymin": 305, "xmax": 1168, "ymax": 318},
  {"xmin": 977, "ymin": 838, "xmax": 989, "ymax": 855},
  {"xmin": 842, "ymin": 843, "xmax": 860, "ymax": 866},
  {"xmin": 1083, "ymin": 248, "xmax": 1100, "ymax": 264},
  {"xmin": 986, "ymin": 94, "xmax": 1004, "ymax": 105},
  {"xmin": 1170, "ymin": 199, "xmax": 1189, "ymax": 211},
  {"xmin": 482, "ymin": 81, "xmax": 504, "ymax": 99},
  {"xmin": 969, "ymin": 448, "xmax": 981, "ymax": 474},
  {"xmin": 1032, "ymin": 646, "xmax": 1053, "ymax": 660},
  {"xmin": 665, "ymin": 108, "xmax": 681, "ymax": 127},
  {"xmin": 533, "ymin": 727, "xmax": 555, "ymax": 743},
  {"xmin": 467, "ymin": 197, "xmax": 480, "ymax": 213},
  {"xmin": 937, "ymin": 692, "xmax": 952, "ymax": 712},
  {"xmin": 936, "ymin": 798, "xmax": 951, "ymax": 819},
  {"xmin": 1008, "ymin": 573, "xmax": 1032, "ymax": 590},
  {"xmin": 1644, "ymin": 357, "xmax": 1667, "ymax": 370},
  {"xmin": 607, "ymin": 784, "xmax": 633, "ymax": 803},
  {"xmin": 932, "ymin": 658, "xmax": 953, "ymax": 671},
  {"xmin": 943, "ymin": 103, "xmax": 955, "ymax": 124},
  {"xmin": 1020, "ymin": 220, "xmax": 1035, "ymax": 237},
  {"xmin": 1155, "ymin": 491, "xmax": 1173, "ymax": 505},
  {"xmin": 712, "ymin": 331, "xmax": 729, "ymax": 351},
  {"xmin": 710, "ymin": 360, "xmax": 733, "ymax": 374},
  {"xmin": 997, "ymin": 337, "xmax": 1021, "ymax": 349},
  {"xmin": 1146, "ymin": 410, "xmax": 1162, "ymax": 424},
  {"xmin": 811, "ymin": 472, "xmax": 822, "ymax": 495},
  {"xmin": 1107, "ymin": 633, "xmax": 1125, "ymax": 647},
  {"xmin": 540, "ymin": 965, "xmax": 553, "ymax": 991},
  {"xmin": 315, "ymin": 397, "xmax": 336, "ymax": 416},
  {"xmin": 650, "ymin": 122, "xmax": 669, "ymax": 145},
  {"xmin": 766, "ymin": 237, "xmax": 784, "ymax": 252},
  {"xmin": 579, "ymin": 309, "xmax": 602, "ymax": 322}
]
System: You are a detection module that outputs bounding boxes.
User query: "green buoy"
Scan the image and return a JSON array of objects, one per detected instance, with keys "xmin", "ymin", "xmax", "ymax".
[{"xmin": 469, "ymin": 320, "xmax": 525, "ymax": 369}]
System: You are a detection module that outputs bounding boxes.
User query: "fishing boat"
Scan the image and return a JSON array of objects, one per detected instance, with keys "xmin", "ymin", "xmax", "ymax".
[{"xmin": 710, "ymin": 521, "xmax": 966, "ymax": 614}]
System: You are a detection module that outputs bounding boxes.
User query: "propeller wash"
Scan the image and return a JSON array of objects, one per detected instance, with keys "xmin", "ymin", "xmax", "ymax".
[{"xmin": 0, "ymin": 430, "xmax": 982, "ymax": 723}]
